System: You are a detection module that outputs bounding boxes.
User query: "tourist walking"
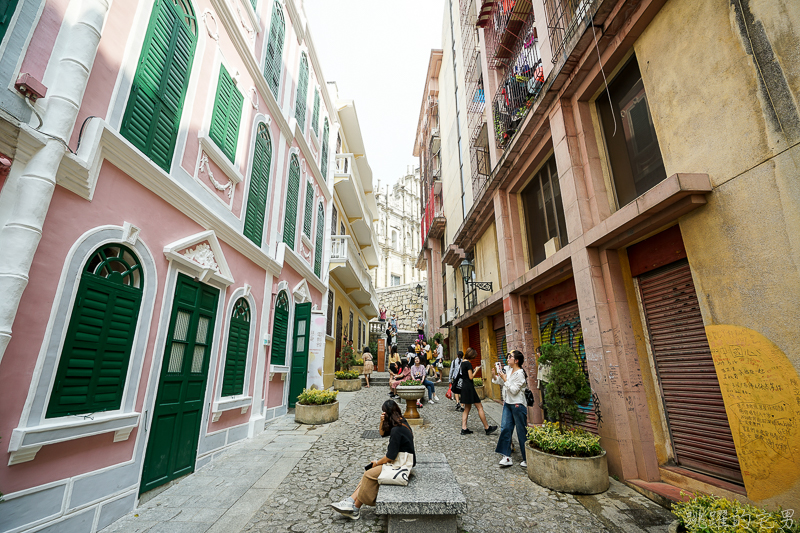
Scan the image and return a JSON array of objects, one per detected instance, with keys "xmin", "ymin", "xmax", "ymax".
[
  {"xmin": 433, "ymin": 338, "xmax": 444, "ymax": 382},
  {"xmin": 449, "ymin": 351, "xmax": 463, "ymax": 411},
  {"xmin": 458, "ymin": 348, "xmax": 497, "ymax": 436},
  {"xmin": 362, "ymin": 348, "xmax": 374, "ymax": 388},
  {"xmin": 416, "ymin": 316, "xmax": 424, "ymax": 340},
  {"xmin": 492, "ymin": 350, "xmax": 528, "ymax": 468},
  {"xmin": 330, "ymin": 401, "xmax": 416, "ymax": 520}
]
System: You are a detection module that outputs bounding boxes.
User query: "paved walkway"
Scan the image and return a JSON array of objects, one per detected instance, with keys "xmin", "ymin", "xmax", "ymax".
[{"xmin": 103, "ymin": 387, "xmax": 675, "ymax": 533}]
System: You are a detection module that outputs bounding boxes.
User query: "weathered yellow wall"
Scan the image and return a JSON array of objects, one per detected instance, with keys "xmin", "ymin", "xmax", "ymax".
[
  {"xmin": 635, "ymin": 0, "xmax": 800, "ymax": 507},
  {"xmin": 326, "ymin": 286, "xmax": 358, "ymax": 388},
  {"xmin": 474, "ymin": 222, "xmax": 502, "ymax": 306}
]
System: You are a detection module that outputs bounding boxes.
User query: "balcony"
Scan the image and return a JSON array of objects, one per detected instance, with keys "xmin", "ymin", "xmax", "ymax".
[
  {"xmin": 334, "ymin": 153, "xmax": 379, "ymax": 268},
  {"xmin": 429, "ymin": 126, "xmax": 441, "ymax": 153},
  {"xmin": 329, "ymin": 235, "xmax": 379, "ymax": 318},
  {"xmin": 421, "ymin": 187, "xmax": 446, "ymax": 243},
  {"xmin": 491, "ymin": 16, "xmax": 543, "ymax": 147},
  {"xmin": 544, "ymin": 0, "xmax": 592, "ymax": 63},
  {"xmin": 485, "ymin": 0, "xmax": 533, "ymax": 69}
]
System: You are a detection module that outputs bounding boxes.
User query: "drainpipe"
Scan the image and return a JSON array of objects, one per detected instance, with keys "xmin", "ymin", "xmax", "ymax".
[{"xmin": 0, "ymin": 0, "xmax": 112, "ymax": 364}]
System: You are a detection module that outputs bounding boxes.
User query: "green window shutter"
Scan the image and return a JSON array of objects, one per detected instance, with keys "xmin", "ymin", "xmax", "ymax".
[
  {"xmin": 264, "ymin": 3, "xmax": 285, "ymax": 100},
  {"xmin": 295, "ymin": 53, "xmax": 309, "ymax": 132},
  {"xmin": 311, "ymin": 90, "xmax": 320, "ymax": 136},
  {"xmin": 0, "ymin": 0, "xmax": 19, "ymax": 45},
  {"xmin": 250, "ymin": 0, "xmax": 257, "ymax": 9},
  {"xmin": 121, "ymin": 0, "xmax": 197, "ymax": 172},
  {"xmin": 46, "ymin": 245, "xmax": 144, "ymax": 418},
  {"xmin": 283, "ymin": 155, "xmax": 300, "ymax": 249},
  {"xmin": 221, "ymin": 299, "xmax": 250, "ymax": 396},
  {"xmin": 314, "ymin": 203, "xmax": 325, "ymax": 277},
  {"xmin": 209, "ymin": 65, "xmax": 243, "ymax": 163},
  {"xmin": 270, "ymin": 291, "xmax": 290, "ymax": 366},
  {"xmin": 303, "ymin": 182, "xmax": 314, "ymax": 238},
  {"xmin": 320, "ymin": 119, "xmax": 329, "ymax": 181},
  {"xmin": 244, "ymin": 123, "xmax": 272, "ymax": 246}
]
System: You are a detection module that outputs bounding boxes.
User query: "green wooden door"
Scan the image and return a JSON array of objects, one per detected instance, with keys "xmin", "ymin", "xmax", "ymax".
[
  {"xmin": 288, "ymin": 302, "xmax": 311, "ymax": 407},
  {"xmin": 141, "ymin": 274, "xmax": 218, "ymax": 494}
]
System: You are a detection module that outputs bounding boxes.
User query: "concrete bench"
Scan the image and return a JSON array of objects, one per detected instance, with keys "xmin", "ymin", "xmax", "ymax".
[{"xmin": 375, "ymin": 452, "xmax": 467, "ymax": 533}]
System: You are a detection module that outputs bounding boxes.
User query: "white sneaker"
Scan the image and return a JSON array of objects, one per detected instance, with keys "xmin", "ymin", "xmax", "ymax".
[
  {"xmin": 499, "ymin": 456, "xmax": 513, "ymax": 468},
  {"xmin": 434, "ymin": 395, "xmax": 440, "ymax": 402},
  {"xmin": 520, "ymin": 461, "xmax": 527, "ymax": 468},
  {"xmin": 429, "ymin": 398, "xmax": 436, "ymax": 403},
  {"xmin": 330, "ymin": 499, "xmax": 355, "ymax": 516}
]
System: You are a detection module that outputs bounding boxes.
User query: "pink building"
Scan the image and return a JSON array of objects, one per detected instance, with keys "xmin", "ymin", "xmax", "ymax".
[{"xmin": 0, "ymin": 1, "xmax": 369, "ymax": 531}]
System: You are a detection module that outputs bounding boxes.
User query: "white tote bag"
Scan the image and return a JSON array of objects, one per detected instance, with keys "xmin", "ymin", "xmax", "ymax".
[{"xmin": 377, "ymin": 452, "xmax": 414, "ymax": 486}]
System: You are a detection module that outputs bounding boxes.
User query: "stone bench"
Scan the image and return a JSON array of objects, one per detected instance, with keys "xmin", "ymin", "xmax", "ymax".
[{"xmin": 375, "ymin": 452, "xmax": 466, "ymax": 533}]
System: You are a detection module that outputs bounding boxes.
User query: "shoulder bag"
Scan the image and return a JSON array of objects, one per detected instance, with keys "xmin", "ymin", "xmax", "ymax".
[
  {"xmin": 522, "ymin": 369, "xmax": 535, "ymax": 407},
  {"xmin": 377, "ymin": 451, "xmax": 414, "ymax": 486}
]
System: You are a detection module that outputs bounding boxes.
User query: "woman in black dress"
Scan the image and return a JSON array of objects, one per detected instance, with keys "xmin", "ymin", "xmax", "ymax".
[{"xmin": 459, "ymin": 348, "xmax": 497, "ymax": 436}]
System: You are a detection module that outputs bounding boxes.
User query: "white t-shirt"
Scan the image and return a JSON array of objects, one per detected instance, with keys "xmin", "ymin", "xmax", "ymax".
[{"xmin": 435, "ymin": 344, "xmax": 443, "ymax": 361}]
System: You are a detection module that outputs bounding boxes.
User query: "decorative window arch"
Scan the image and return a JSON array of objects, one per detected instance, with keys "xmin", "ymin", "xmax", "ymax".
[
  {"xmin": 295, "ymin": 52, "xmax": 309, "ymax": 132},
  {"xmin": 264, "ymin": 1, "xmax": 285, "ymax": 99},
  {"xmin": 320, "ymin": 118, "xmax": 329, "ymax": 180},
  {"xmin": 47, "ymin": 244, "xmax": 144, "ymax": 418},
  {"xmin": 244, "ymin": 122, "xmax": 272, "ymax": 246},
  {"xmin": 121, "ymin": 0, "xmax": 198, "ymax": 171},
  {"xmin": 283, "ymin": 154, "xmax": 301, "ymax": 249},
  {"xmin": 221, "ymin": 298, "xmax": 251, "ymax": 396},
  {"xmin": 314, "ymin": 202, "xmax": 325, "ymax": 277},
  {"xmin": 271, "ymin": 290, "xmax": 290, "ymax": 366}
]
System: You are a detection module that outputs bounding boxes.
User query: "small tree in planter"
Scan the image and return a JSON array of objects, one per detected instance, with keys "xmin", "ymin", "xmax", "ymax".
[
  {"xmin": 538, "ymin": 342, "xmax": 591, "ymax": 432},
  {"xmin": 336, "ymin": 342, "xmax": 357, "ymax": 371},
  {"xmin": 334, "ymin": 342, "xmax": 361, "ymax": 391}
]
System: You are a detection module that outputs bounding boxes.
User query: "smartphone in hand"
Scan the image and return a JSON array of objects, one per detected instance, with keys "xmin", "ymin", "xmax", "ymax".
[{"xmin": 365, "ymin": 462, "xmax": 373, "ymax": 471}]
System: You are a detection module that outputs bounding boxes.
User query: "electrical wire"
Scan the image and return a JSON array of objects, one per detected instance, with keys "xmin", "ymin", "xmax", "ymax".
[{"xmin": 591, "ymin": 23, "xmax": 616, "ymax": 137}]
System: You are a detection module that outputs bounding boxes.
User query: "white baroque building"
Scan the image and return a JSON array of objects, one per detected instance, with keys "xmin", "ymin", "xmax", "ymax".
[{"xmin": 374, "ymin": 167, "xmax": 425, "ymax": 289}]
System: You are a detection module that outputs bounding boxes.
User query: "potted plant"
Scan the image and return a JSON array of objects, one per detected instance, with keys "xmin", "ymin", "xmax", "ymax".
[
  {"xmin": 473, "ymin": 377, "xmax": 485, "ymax": 400},
  {"xmin": 352, "ymin": 358, "xmax": 365, "ymax": 375},
  {"xmin": 396, "ymin": 379, "xmax": 425, "ymax": 420},
  {"xmin": 295, "ymin": 388, "xmax": 339, "ymax": 425},
  {"xmin": 333, "ymin": 370, "xmax": 361, "ymax": 391},
  {"xmin": 669, "ymin": 493, "xmax": 799, "ymax": 532},
  {"xmin": 525, "ymin": 342, "xmax": 608, "ymax": 494}
]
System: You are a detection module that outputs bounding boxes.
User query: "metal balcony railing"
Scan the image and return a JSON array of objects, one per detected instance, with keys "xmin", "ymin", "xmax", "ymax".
[
  {"xmin": 491, "ymin": 16, "xmax": 543, "ymax": 147},
  {"xmin": 421, "ymin": 187, "xmax": 445, "ymax": 243},
  {"xmin": 484, "ymin": 0, "xmax": 533, "ymax": 70},
  {"xmin": 544, "ymin": 0, "xmax": 591, "ymax": 63}
]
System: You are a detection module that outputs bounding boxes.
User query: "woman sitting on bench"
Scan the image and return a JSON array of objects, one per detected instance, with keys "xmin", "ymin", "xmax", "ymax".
[{"xmin": 330, "ymin": 400, "xmax": 416, "ymax": 520}]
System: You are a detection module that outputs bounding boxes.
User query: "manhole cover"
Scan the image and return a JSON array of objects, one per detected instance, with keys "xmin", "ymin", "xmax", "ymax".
[{"xmin": 361, "ymin": 430, "xmax": 382, "ymax": 439}]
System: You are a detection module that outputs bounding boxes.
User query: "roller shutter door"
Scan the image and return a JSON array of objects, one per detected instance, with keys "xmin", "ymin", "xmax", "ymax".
[
  {"xmin": 538, "ymin": 300, "xmax": 598, "ymax": 434},
  {"xmin": 638, "ymin": 260, "xmax": 742, "ymax": 483},
  {"xmin": 494, "ymin": 327, "xmax": 507, "ymax": 366}
]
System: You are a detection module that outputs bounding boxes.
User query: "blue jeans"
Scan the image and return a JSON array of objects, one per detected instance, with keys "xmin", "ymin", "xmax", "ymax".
[
  {"xmin": 422, "ymin": 379, "xmax": 435, "ymax": 400},
  {"xmin": 495, "ymin": 403, "xmax": 528, "ymax": 460}
]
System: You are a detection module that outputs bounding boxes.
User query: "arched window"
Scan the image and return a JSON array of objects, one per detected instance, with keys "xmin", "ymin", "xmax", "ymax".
[
  {"xmin": 283, "ymin": 154, "xmax": 301, "ymax": 249},
  {"xmin": 244, "ymin": 123, "xmax": 272, "ymax": 246},
  {"xmin": 320, "ymin": 118, "xmax": 329, "ymax": 181},
  {"xmin": 311, "ymin": 89, "xmax": 320, "ymax": 136},
  {"xmin": 121, "ymin": 0, "xmax": 197, "ymax": 172},
  {"xmin": 295, "ymin": 53, "xmax": 309, "ymax": 132},
  {"xmin": 335, "ymin": 307, "xmax": 343, "ymax": 360},
  {"xmin": 314, "ymin": 202, "xmax": 325, "ymax": 277},
  {"xmin": 264, "ymin": 2, "xmax": 285, "ymax": 99},
  {"xmin": 303, "ymin": 182, "xmax": 314, "ymax": 238},
  {"xmin": 46, "ymin": 245, "xmax": 144, "ymax": 418},
  {"xmin": 349, "ymin": 311, "xmax": 354, "ymax": 343},
  {"xmin": 221, "ymin": 298, "xmax": 250, "ymax": 396},
  {"xmin": 271, "ymin": 291, "xmax": 290, "ymax": 366},
  {"xmin": 326, "ymin": 291, "xmax": 334, "ymax": 336},
  {"xmin": 391, "ymin": 230, "xmax": 397, "ymax": 251}
]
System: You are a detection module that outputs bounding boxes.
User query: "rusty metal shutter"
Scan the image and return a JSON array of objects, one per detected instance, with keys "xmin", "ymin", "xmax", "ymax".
[
  {"xmin": 638, "ymin": 260, "xmax": 742, "ymax": 483},
  {"xmin": 538, "ymin": 300, "xmax": 599, "ymax": 434},
  {"xmin": 468, "ymin": 323, "xmax": 482, "ymax": 376}
]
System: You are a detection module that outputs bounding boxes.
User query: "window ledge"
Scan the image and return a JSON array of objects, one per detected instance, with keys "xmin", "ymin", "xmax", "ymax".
[
  {"xmin": 8, "ymin": 412, "xmax": 140, "ymax": 465},
  {"xmin": 211, "ymin": 396, "xmax": 253, "ymax": 422},
  {"xmin": 269, "ymin": 365, "xmax": 290, "ymax": 374},
  {"xmin": 198, "ymin": 134, "xmax": 244, "ymax": 185},
  {"xmin": 301, "ymin": 233, "xmax": 313, "ymax": 250}
]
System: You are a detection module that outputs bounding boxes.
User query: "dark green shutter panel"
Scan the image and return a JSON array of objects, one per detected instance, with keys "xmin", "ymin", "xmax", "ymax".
[
  {"xmin": 209, "ymin": 65, "xmax": 243, "ymax": 163},
  {"xmin": 264, "ymin": 3, "xmax": 285, "ymax": 100},
  {"xmin": 303, "ymin": 182, "xmax": 314, "ymax": 238},
  {"xmin": 271, "ymin": 291, "xmax": 290, "ymax": 366},
  {"xmin": 244, "ymin": 123, "xmax": 272, "ymax": 245},
  {"xmin": 0, "ymin": 0, "xmax": 19, "ymax": 45},
  {"xmin": 295, "ymin": 53, "xmax": 309, "ymax": 132},
  {"xmin": 250, "ymin": 0, "xmax": 257, "ymax": 9},
  {"xmin": 283, "ymin": 155, "xmax": 300, "ymax": 249},
  {"xmin": 320, "ymin": 119, "xmax": 329, "ymax": 181},
  {"xmin": 47, "ymin": 245, "xmax": 144, "ymax": 418},
  {"xmin": 315, "ymin": 203, "xmax": 325, "ymax": 277},
  {"xmin": 311, "ymin": 90, "xmax": 320, "ymax": 136},
  {"xmin": 121, "ymin": 0, "xmax": 197, "ymax": 172},
  {"xmin": 222, "ymin": 299, "xmax": 250, "ymax": 396}
]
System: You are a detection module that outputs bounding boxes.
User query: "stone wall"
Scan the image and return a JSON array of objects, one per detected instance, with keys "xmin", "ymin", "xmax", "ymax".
[{"xmin": 376, "ymin": 282, "xmax": 425, "ymax": 331}]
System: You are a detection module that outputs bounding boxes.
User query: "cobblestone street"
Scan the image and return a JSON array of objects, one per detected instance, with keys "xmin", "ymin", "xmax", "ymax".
[{"xmin": 105, "ymin": 385, "xmax": 675, "ymax": 533}]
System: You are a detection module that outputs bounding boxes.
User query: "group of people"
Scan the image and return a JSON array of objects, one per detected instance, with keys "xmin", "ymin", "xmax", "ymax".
[
  {"xmin": 386, "ymin": 338, "xmax": 445, "ymax": 407},
  {"xmin": 379, "ymin": 306, "xmax": 399, "ymax": 347},
  {"xmin": 331, "ymin": 347, "xmax": 534, "ymax": 521}
]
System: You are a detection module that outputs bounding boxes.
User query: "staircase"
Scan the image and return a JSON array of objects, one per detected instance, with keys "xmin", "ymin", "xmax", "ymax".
[
  {"xmin": 362, "ymin": 372, "xmax": 390, "ymax": 386},
  {"xmin": 394, "ymin": 330, "xmax": 420, "ymax": 351}
]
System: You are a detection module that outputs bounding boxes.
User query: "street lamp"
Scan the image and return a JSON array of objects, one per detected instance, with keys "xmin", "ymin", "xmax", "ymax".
[
  {"xmin": 415, "ymin": 283, "xmax": 427, "ymax": 300},
  {"xmin": 459, "ymin": 259, "xmax": 493, "ymax": 292}
]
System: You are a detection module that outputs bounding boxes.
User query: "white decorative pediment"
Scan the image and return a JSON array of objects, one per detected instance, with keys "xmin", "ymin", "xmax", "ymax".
[
  {"xmin": 292, "ymin": 278, "xmax": 311, "ymax": 304},
  {"xmin": 164, "ymin": 230, "xmax": 234, "ymax": 286}
]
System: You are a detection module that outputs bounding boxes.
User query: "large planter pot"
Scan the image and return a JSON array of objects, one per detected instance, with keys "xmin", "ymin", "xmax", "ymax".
[
  {"xmin": 351, "ymin": 365, "xmax": 364, "ymax": 375},
  {"xmin": 333, "ymin": 378, "xmax": 362, "ymax": 392},
  {"xmin": 474, "ymin": 385, "xmax": 485, "ymax": 400},
  {"xmin": 396, "ymin": 385, "xmax": 426, "ymax": 420},
  {"xmin": 525, "ymin": 443, "xmax": 609, "ymax": 494},
  {"xmin": 668, "ymin": 521, "xmax": 683, "ymax": 533},
  {"xmin": 295, "ymin": 401, "xmax": 339, "ymax": 425}
]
